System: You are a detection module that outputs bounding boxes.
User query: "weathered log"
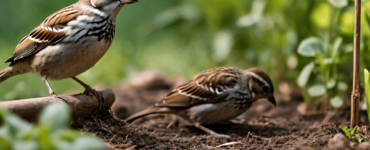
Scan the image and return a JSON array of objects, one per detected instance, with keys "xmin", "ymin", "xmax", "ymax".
[{"xmin": 0, "ymin": 89, "xmax": 115, "ymax": 122}]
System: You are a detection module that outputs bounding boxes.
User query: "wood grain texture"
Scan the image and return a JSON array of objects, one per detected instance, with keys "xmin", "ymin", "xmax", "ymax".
[{"xmin": 0, "ymin": 89, "xmax": 115, "ymax": 122}]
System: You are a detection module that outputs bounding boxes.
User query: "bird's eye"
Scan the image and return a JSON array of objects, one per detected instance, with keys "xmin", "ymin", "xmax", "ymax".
[{"xmin": 262, "ymin": 86, "xmax": 269, "ymax": 92}]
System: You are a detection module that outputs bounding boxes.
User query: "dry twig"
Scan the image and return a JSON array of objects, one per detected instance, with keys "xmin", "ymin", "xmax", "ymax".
[{"xmin": 351, "ymin": 0, "xmax": 361, "ymax": 128}]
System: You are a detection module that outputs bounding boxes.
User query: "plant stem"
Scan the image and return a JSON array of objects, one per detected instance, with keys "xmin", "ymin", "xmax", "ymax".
[{"xmin": 351, "ymin": 0, "xmax": 361, "ymax": 128}]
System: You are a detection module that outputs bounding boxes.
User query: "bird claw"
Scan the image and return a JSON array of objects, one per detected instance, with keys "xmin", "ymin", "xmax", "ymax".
[
  {"xmin": 82, "ymin": 86, "xmax": 92, "ymax": 95},
  {"xmin": 51, "ymin": 94, "xmax": 68, "ymax": 104},
  {"xmin": 83, "ymin": 87, "xmax": 104, "ymax": 110}
]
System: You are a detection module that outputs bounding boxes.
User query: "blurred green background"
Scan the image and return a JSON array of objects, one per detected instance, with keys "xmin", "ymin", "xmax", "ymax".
[{"xmin": 1, "ymin": 0, "xmax": 370, "ymax": 103}]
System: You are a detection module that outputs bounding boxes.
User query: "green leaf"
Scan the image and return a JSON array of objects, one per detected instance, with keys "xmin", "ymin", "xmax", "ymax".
[
  {"xmin": 339, "ymin": 125, "xmax": 351, "ymax": 138},
  {"xmin": 337, "ymin": 82, "xmax": 348, "ymax": 91},
  {"xmin": 341, "ymin": 43, "xmax": 353, "ymax": 53},
  {"xmin": 53, "ymin": 129, "xmax": 80, "ymax": 150},
  {"xmin": 73, "ymin": 136, "xmax": 105, "ymax": 150},
  {"xmin": 0, "ymin": 124, "xmax": 13, "ymax": 142},
  {"xmin": 364, "ymin": 69, "xmax": 370, "ymax": 123},
  {"xmin": 310, "ymin": 3, "xmax": 331, "ymax": 29},
  {"xmin": 57, "ymin": 141, "xmax": 75, "ymax": 150},
  {"xmin": 36, "ymin": 127, "xmax": 56, "ymax": 150},
  {"xmin": 297, "ymin": 62, "xmax": 315, "ymax": 87},
  {"xmin": 332, "ymin": 37, "xmax": 342, "ymax": 59},
  {"xmin": 0, "ymin": 136, "xmax": 12, "ymax": 150},
  {"xmin": 330, "ymin": 96, "xmax": 343, "ymax": 108},
  {"xmin": 236, "ymin": 0, "xmax": 266, "ymax": 27},
  {"xmin": 327, "ymin": 0, "xmax": 348, "ymax": 8},
  {"xmin": 323, "ymin": 58, "xmax": 333, "ymax": 65},
  {"xmin": 339, "ymin": 125, "xmax": 358, "ymax": 139},
  {"xmin": 326, "ymin": 78, "xmax": 336, "ymax": 89},
  {"xmin": 149, "ymin": 5, "xmax": 200, "ymax": 32},
  {"xmin": 297, "ymin": 37, "xmax": 326, "ymax": 57},
  {"xmin": 213, "ymin": 30, "xmax": 234, "ymax": 62},
  {"xmin": 39, "ymin": 102, "xmax": 70, "ymax": 131},
  {"xmin": 13, "ymin": 141, "xmax": 39, "ymax": 150},
  {"xmin": 366, "ymin": 11, "xmax": 370, "ymax": 31},
  {"xmin": 20, "ymin": 129, "xmax": 37, "ymax": 141},
  {"xmin": 308, "ymin": 84, "xmax": 326, "ymax": 97},
  {"xmin": 350, "ymin": 126, "xmax": 358, "ymax": 137},
  {"xmin": 0, "ymin": 107, "xmax": 7, "ymax": 117},
  {"xmin": 1, "ymin": 108, "xmax": 33, "ymax": 138},
  {"xmin": 236, "ymin": 15, "xmax": 255, "ymax": 27},
  {"xmin": 358, "ymin": 136, "xmax": 363, "ymax": 143},
  {"xmin": 54, "ymin": 129, "xmax": 78, "ymax": 142}
]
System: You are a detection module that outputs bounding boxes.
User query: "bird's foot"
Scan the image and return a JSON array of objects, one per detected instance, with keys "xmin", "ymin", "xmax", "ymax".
[
  {"xmin": 193, "ymin": 122, "xmax": 231, "ymax": 138},
  {"xmin": 83, "ymin": 87, "xmax": 104, "ymax": 110},
  {"xmin": 51, "ymin": 93, "xmax": 68, "ymax": 104}
]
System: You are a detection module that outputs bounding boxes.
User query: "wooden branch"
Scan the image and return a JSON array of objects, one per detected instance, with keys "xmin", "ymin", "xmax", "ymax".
[
  {"xmin": 0, "ymin": 89, "xmax": 115, "ymax": 122},
  {"xmin": 351, "ymin": 0, "xmax": 361, "ymax": 128}
]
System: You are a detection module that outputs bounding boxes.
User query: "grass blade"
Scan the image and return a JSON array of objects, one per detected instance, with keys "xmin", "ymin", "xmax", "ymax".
[{"xmin": 364, "ymin": 69, "xmax": 370, "ymax": 123}]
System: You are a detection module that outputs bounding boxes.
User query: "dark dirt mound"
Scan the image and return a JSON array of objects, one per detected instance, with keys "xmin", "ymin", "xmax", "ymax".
[{"xmin": 73, "ymin": 71, "xmax": 370, "ymax": 149}]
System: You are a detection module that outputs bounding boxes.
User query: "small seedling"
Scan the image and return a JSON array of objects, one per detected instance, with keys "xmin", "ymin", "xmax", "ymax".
[
  {"xmin": 339, "ymin": 125, "xmax": 358, "ymax": 139},
  {"xmin": 357, "ymin": 137, "xmax": 363, "ymax": 144}
]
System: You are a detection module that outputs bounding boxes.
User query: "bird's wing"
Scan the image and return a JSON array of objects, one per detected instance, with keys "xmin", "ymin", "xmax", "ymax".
[
  {"xmin": 156, "ymin": 67, "xmax": 246, "ymax": 107},
  {"xmin": 6, "ymin": 5, "xmax": 82, "ymax": 63}
]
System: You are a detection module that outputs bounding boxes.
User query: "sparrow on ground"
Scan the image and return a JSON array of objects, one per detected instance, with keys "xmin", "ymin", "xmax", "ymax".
[
  {"xmin": 125, "ymin": 67, "xmax": 276, "ymax": 138},
  {"xmin": 0, "ymin": 0, "xmax": 138, "ymax": 106}
]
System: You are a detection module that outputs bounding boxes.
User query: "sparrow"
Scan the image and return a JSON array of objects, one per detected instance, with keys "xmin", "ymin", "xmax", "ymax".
[
  {"xmin": 125, "ymin": 67, "xmax": 276, "ymax": 138},
  {"xmin": 0, "ymin": 0, "xmax": 138, "ymax": 105}
]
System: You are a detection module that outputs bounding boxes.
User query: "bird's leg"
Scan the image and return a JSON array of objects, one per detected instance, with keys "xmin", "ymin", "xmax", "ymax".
[
  {"xmin": 193, "ymin": 122, "xmax": 230, "ymax": 138},
  {"xmin": 166, "ymin": 115, "xmax": 181, "ymax": 129},
  {"xmin": 41, "ymin": 75, "xmax": 67, "ymax": 103},
  {"xmin": 71, "ymin": 77, "xmax": 104, "ymax": 109}
]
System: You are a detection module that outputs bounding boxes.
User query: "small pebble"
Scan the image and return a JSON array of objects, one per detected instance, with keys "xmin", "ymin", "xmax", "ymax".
[
  {"xmin": 328, "ymin": 133, "xmax": 349, "ymax": 149},
  {"xmin": 358, "ymin": 142, "xmax": 370, "ymax": 150}
]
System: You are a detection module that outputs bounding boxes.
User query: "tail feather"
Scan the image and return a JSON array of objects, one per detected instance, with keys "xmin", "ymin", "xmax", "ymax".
[
  {"xmin": 0, "ymin": 63, "xmax": 31, "ymax": 84},
  {"xmin": 125, "ymin": 106, "xmax": 171, "ymax": 123},
  {"xmin": 0, "ymin": 67, "xmax": 9, "ymax": 84}
]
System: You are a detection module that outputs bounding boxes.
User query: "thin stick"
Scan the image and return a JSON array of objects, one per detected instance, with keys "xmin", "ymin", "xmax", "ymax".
[
  {"xmin": 351, "ymin": 0, "xmax": 361, "ymax": 128},
  {"xmin": 0, "ymin": 89, "xmax": 115, "ymax": 122}
]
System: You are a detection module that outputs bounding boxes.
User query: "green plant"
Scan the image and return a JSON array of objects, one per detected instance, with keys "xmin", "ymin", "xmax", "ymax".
[
  {"xmin": 0, "ymin": 102, "xmax": 105, "ymax": 150},
  {"xmin": 296, "ymin": 0, "xmax": 355, "ymax": 107},
  {"xmin": 339, "ymin": 125, "xmax": 370, "ymax": 144},
  {"xmin": 296, "ymin": 0, "xmax": 370, "ymax": 108},
  {"xmin": 297, "ymin": 36, "xmax": 350, "ymax": 106},
  {"xmin": 364, "ymin": 69, "xmax": 370, "ymax": 123},
  {"xmin": 357, "ymin": 136, "xmax": 363, "ymax": 144},
  {"xmin": 339, "ymin": 125, "xmax": 358, "ymax": 139}
]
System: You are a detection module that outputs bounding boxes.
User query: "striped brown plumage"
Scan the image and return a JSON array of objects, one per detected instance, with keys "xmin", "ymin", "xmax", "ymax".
[
  {"xmin": 0, "ymin": 0, "xmax": 138, "ymax": 105},
  {"xmin": 125, "ymin": 67, "xmax": 276, "ymax": 138},
  {"xmin": 160, "ymin": 67, "xmax": 250, "ymax": 107}
]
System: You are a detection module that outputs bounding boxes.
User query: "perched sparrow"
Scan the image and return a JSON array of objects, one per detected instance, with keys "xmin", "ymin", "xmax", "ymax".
[
  {"xmin": 0, "ymin": 0, "xmax": 138, "ymax": 104},
  {"xmin": 125, "ymin": 67, "xmax": 276, "ymax": 138}
]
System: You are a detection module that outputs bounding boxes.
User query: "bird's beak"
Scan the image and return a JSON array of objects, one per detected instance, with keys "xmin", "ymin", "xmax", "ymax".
[
  {"xmin": 268, "ymin": 95, "xmax": 276, "ymax": 106},
  {"xmin": 121, "ymin": 0, "xmax": 138, "ymax": 4}
]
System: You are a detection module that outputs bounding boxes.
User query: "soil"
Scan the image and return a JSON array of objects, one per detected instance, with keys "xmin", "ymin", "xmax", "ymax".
[{"xmin": 72, "ymin": 71, "xmax": 370, "ymax": 150}]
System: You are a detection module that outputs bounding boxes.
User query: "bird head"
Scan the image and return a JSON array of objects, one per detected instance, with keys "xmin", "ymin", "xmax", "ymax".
[
  {"xmin": 244, "ymin": 68, "xmax": 276, "ymax": 106},
  {"xmin": 82, "ymin": 0, "xmax": 138, "ymax": 16}
]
